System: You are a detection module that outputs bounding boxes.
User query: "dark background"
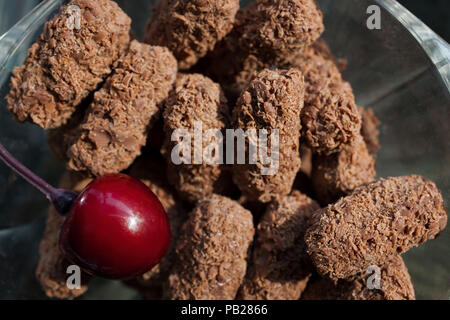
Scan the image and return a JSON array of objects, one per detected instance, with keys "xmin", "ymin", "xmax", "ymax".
[{"xmin": 398, "ymin": 0, "xmax": 449, "ymax": 42}]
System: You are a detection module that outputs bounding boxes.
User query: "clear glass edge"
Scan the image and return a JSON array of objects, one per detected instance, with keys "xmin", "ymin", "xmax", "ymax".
[
  {"xmin": 0, "ymin": 0, "xmax": 63, "ymax": 84},
  {"xmin": 376, "ymin": 0, "xmax": 450, "ymax": 91}
]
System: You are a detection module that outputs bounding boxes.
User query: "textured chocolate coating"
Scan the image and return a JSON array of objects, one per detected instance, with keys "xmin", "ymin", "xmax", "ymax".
[
  {"xmin": 224, "ymin": 54, "xmax": 266, "ymax": 103},
  {"xmin": 228, "ymin": 39, "xmax": 334, "ymax": 102},
  {"xmin": 359, "ymin": 107, "xmax": 380, "ymax": 155},
  {"xmin": 144, "ymin": 0, "xmax": 239, "ymax": 69},
  {"xmin": 7, "ymin": 0, "xmax": 131, "ymax": 129},
  {"xmin": 124, "ymin": 155, "xmax": 186, "ymax": 299},
  {"xmin": 36, "ymin": 172, "xmax": 92, "ymax": 299},
  {"xmin": 302, "ymin": 256, "xmax": 415, "ymax": 300},
  {"xmin": 305, "ymin": 175, "xmax": 448, "ymax": 281},
  {"xmin": 292, "ymin": 45, "xmax": 361, "ymax": 155},
  {"xmin": 162, "ymin": 73, "xmax": 230, "ymax": 203},
  {"xmin": 234, "ymin": 0, "xmax": 324, "ymax": 64},
  {"xmin": 232, "ymin": 68, "xmax": 303, "ymax": 203},
  {"xmin": 165, "ymin": 194, "xmax": 254, "ymax": 300},
  {"xmin": 307, "ymin": 39, "xmax": 337, "ymax": 64},
  {"xmin": 311, "ymin": 135, "xmax": 376, "ymax": 205},
  {"xmin": 238, "ymin": 191, "xmax": 320, "ymax": 300},
  {"xmin": 66, "ymin": 41, "xmax": 177, "ymax": 177},
  {"xmin": 201, "ymin": 0, "xmax": 323, "ymax": 101}
]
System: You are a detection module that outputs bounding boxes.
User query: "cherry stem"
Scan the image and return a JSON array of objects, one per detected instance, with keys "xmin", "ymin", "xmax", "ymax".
[{"xmin": 0, "ymin": 142, "xmax": 77, "ymax": 215}]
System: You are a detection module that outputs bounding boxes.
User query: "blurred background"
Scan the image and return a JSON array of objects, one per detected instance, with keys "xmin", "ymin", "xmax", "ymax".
[{"xmin": 397, "ymin": 0, "xmax": 449, "ymax": 42}]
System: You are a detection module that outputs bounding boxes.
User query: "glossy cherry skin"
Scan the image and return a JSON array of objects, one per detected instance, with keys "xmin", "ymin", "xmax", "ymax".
[{"xmin": 59, "ymin": 174, "xmax": 171, "ymax": 279}]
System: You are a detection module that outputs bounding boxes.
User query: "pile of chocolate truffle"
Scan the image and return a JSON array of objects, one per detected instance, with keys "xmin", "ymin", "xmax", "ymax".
[{"xmin": 7, "ymin": 0, "xmax": 447, "ymax": 300}]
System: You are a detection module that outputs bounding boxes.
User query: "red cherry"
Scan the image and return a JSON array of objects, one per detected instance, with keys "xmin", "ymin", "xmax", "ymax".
[{"xmin": 59, "ymin": 174, "xmax": 171, "ymax": 279}]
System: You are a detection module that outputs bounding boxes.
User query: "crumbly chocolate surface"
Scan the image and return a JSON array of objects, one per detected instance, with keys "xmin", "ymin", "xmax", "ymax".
[
  {"xmin": 305, "ymin": 175, "xmax": 448, "ymax": 281},
  {"xmin": 232, "ymin": 68, "xmax": 303, "ymax": 203},
  {"xmin": 238, "ymin": 191, "xmax": 319, "ymax": 300},
  {"xmin": 311, "ymin": 135, "xmax": 376, "ymax": 205},
  {"xmin": 302, "ymin": 256, "xmax": 415, "ymax": 300},
  {"xmin": 7, "ymin": 0, "xmax": 131, "ymax": 129},
  {"xmin": 234, "ymin": 0, "xmax": 324, "ymax": 65},
  {"xmin": 307, "ymin": 39, "xmax": 338, "ymax": 65},
  {"xmin": 66, "ymin": 41, "xmax": 177, "ymax": 176},
  {"xmin": 124, "ymin": 155, "xmax": 186, "ymax": 299},
  {"xmin": 292, "ymin": 45, "xmax": 361, "ymax": 154},
  {"xmin": 162, "ymin": 73, "xmax": 230, "ymax": 203},
  {"xmin": 144, "ymin": 0, "xmax": 239, "ymax": 69},
  {"xmin": 204, "ymin": 34, "xmax": 361, "ymax": 156},
  {"xmin": 36, "ymin": 172, "xmax": 92, "ymax": 299},
  {"xmin": 165, "ymin": 194, "xmax": 254, "ymax": 300},
  {"xmin": 225, "ymin": 39, "xmax": 333, "ymax": 103},
  {"xmin": 201, "ymin": 0, "xmax": 323, "ymax": 101}
]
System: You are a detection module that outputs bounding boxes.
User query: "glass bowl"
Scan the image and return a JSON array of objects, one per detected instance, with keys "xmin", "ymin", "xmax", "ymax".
[{"xmin": 0, "ymin": 0, "xmax": 448, "ymax": 299}]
